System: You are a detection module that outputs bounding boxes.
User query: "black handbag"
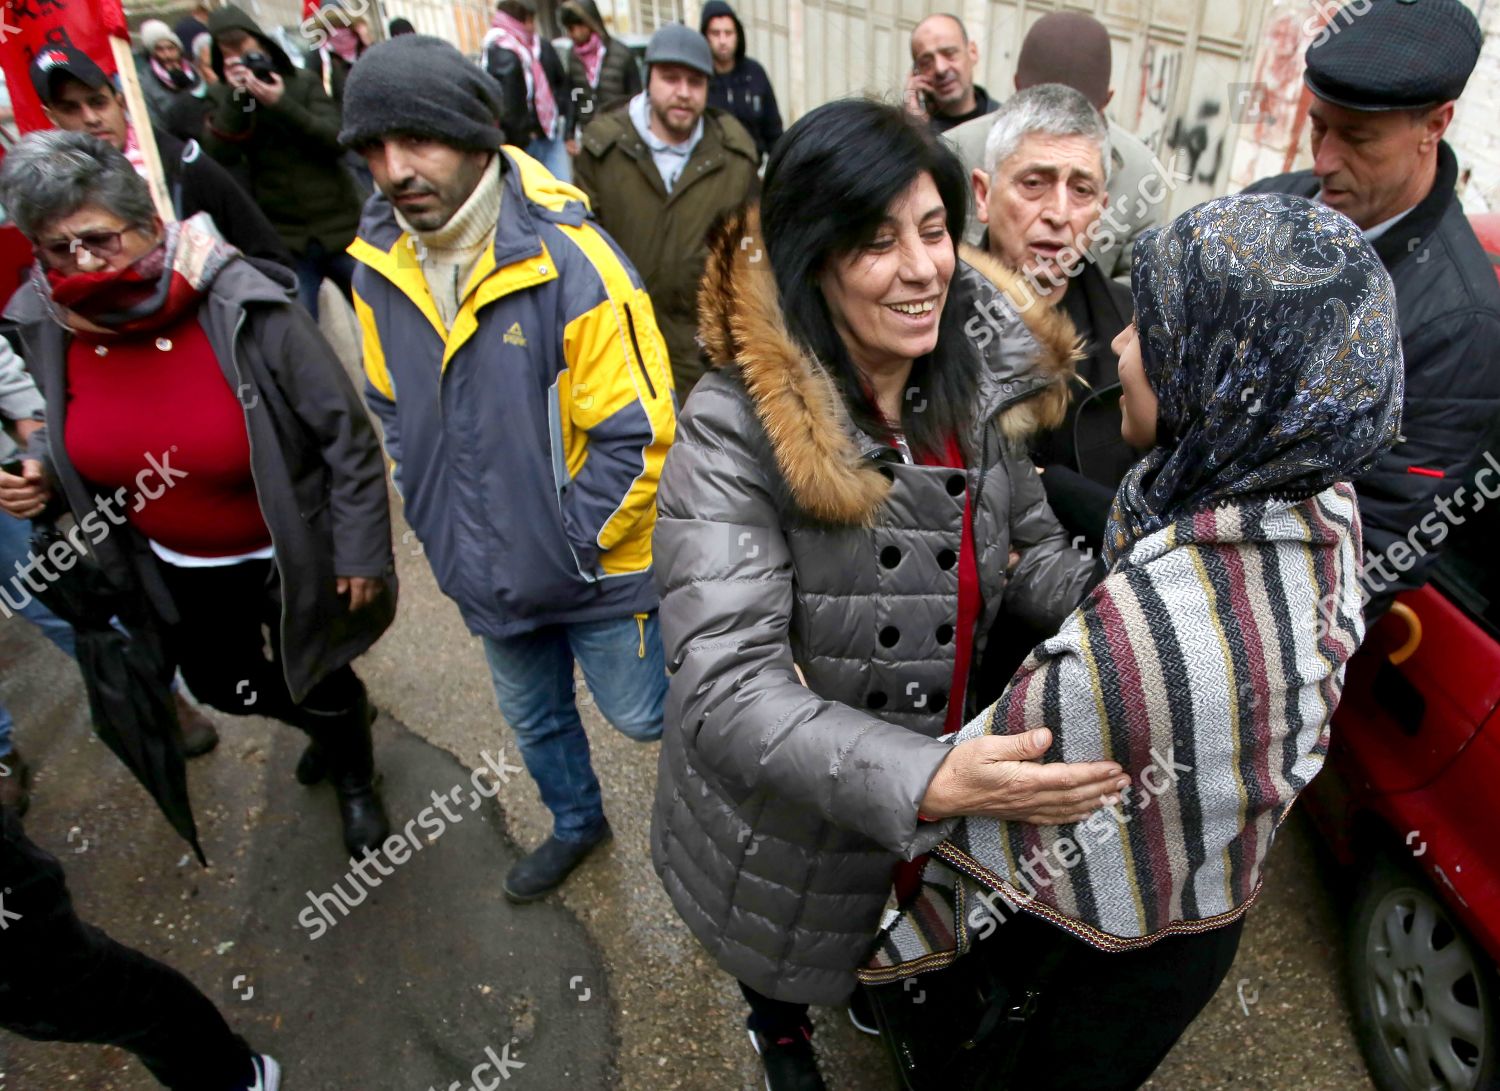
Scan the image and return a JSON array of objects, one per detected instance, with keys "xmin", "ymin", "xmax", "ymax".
[{"xmin": 860, "ymin": 932, "xmax": 1067, "ymax": 1091}]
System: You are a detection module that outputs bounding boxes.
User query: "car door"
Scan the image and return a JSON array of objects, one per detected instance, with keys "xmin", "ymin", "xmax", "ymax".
[{"xmin": 1329, "ymin": 444, "xmax": 1500, "ymax": 795}]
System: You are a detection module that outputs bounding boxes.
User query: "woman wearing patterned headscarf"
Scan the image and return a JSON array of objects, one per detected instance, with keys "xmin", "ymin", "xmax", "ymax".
[{"xmin": 863, "ymin": 193, "xmax": 1404, "ymax": 1090}]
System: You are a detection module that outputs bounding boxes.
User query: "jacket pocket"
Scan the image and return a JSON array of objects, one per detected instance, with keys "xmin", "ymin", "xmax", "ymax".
[{"xmin": 623, "ymin": 301, "xmax": 658, "ymax": 400}]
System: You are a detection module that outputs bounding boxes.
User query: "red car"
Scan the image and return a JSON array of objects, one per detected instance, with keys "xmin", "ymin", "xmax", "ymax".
[{"xmin": 1304, "ymin": 213, "xmax": 1500, "ymax": 1091}]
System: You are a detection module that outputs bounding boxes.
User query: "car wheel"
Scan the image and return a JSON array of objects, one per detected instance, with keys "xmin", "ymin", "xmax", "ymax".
[{"xmin": 1347, "ymin": 852, "xmax": 1499, "ymax": 1091}]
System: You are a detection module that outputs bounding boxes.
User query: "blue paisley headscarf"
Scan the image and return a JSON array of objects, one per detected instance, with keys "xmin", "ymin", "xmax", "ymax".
[{"xmin": 1104, "ymin": 192, "xmax": 1404, "ymax": 563}]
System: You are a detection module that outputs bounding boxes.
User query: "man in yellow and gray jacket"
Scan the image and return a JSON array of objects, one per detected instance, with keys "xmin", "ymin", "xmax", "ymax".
[{"xmin": 339, "ymin": 35, "xmax": 676, "ymax": 901}]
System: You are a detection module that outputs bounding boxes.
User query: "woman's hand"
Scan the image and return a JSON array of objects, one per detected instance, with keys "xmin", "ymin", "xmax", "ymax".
[
  {"xmin": 919, "ymin": 728, "xmax": 1129, "ymax": 824},
  {"xmin": 0, "ymin": 460, "xmax": 51, "ymax": 519},
  {"xmin": 337, "ymin": 575, "xmax": 383, "ymax": 611}
]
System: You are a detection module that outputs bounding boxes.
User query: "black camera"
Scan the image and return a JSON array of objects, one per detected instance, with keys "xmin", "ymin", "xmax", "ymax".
[{"xmin": 240, "ymin": 51, "xmax": 275, "ymax": 81}]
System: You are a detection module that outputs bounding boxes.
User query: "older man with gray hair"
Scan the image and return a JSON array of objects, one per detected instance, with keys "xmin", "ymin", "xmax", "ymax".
[
  {"xmin": 945, "ymin": 10, "xmax": 1172, "ymax": 276},
  {"xmin": 966, "ymin": 83, "xmax": 1141, "ymax": 704}
]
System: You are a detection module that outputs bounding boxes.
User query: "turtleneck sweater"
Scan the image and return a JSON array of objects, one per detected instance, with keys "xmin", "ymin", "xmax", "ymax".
[{"xmin": 394, "ymin": 155, "xmax": 503, "ymax": 330}]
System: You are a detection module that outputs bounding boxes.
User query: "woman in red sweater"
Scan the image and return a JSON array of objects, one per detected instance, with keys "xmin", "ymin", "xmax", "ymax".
[{"xmin": 0, "ymin": 130, "xmax": 397, "ymax": 860}]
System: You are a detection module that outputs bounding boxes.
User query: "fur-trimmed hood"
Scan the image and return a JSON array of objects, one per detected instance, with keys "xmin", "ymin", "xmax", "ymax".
[{"xmin": 696, "ymin": 206, "xmax": 1082, "ymax": 524}]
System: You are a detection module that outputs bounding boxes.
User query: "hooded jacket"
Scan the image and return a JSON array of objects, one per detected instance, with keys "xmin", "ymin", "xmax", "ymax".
[
  {"xmin": 561, "ymin": 0, "xmax": 642, "ymax": 138},
  {"xmin": 699, "ymin": 0, "xmax": 782, "ymax": 161},
  {"xmin": 573, "ymin": 103, "xmax": 758, "ymax": 394},
  {"xmin": 1244, "ymin": 142, "xmax": 1500, "ymax": 603},
  {"xmin": 4, "ymin": 257, "xmax": 395, "ymax": 703},
  {"xmin": 650, "ymin": 211, "xmax": 1095, "ymax": 1004},
  {"xmin": 201, "ymin": 5, "xmax": 362, "ymax": 255},
  {"xmin": 349, "ymin": 147, "xmax": 676, "ymax": 639}
]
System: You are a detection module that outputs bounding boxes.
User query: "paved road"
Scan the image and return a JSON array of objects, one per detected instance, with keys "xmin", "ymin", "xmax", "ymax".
[
  {"xmin": 0, "ymin": 622, "xmax": 611, "ymax": 1091},
  {"xmin": 0, "ymin": 284, "xmax": 1379, "ymax": 1091}
]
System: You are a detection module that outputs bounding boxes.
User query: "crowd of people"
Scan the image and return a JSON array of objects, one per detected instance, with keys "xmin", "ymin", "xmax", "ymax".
[{"xmin": 1, "ymin": 0, "xmax": 1498, "ymax": 1089}]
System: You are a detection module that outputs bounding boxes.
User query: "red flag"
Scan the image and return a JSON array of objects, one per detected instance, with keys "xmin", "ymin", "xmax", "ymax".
[{"xmin": 0, "ymin": 0, "xmax": 131, "ymax": 132}]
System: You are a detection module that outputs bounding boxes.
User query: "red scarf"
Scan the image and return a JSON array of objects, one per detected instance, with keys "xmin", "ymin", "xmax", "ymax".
[
  {"xmin": 38, "ymin": 218, "xmax": 234, "ymax": 336},
  {"xmin": 574, "ymin": 30, "xmax": 605, "ymax": 87},
  {"xmin": 488, "ymin": 10, "xmax": 557, "ymax": 133}
]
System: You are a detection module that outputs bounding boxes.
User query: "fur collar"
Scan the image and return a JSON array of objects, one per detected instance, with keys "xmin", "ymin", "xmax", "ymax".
[{"xmin": 697, "ymin": 207, "xmax": 1081, "ymax": 525}]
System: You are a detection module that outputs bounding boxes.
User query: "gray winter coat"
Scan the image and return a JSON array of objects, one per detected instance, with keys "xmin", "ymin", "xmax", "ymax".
[
  {"xmin": 5, "ymin": 257, "xmax": 395, "ymax": 703},
  {"xmin": 650, "ymin": 213, "xmax": 1095, "ymax": 1004}
]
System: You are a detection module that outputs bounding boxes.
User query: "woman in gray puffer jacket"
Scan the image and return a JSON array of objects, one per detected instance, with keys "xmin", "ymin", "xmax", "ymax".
[{"xmin": 651, "ymin": 100, "xmax": 1126, "ymax": 1089}]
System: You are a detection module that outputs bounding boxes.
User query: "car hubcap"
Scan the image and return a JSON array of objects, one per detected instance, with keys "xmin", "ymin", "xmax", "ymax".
[{"xmin": 1366, "ymin": 886, "xmax": 1489, "ymax": 1090}]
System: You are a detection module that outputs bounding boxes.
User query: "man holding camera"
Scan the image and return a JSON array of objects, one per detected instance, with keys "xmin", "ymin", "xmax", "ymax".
[{"xmin": 201, "ymin": 5, "xmax": 362, "ymax": 318}]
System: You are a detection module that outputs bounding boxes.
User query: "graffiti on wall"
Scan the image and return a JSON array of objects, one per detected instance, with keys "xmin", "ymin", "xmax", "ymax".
[
  {"xmin": 1136, "ymin": 40, "xmax": 1182, "ymax": 155},
  {"xmin": 1136, "ymin": 40, "xmax": 1233, "ymax": 200},
  {"xmin": 1167, "ymin": 100, "xmax": 1226, "ymax": 184}
]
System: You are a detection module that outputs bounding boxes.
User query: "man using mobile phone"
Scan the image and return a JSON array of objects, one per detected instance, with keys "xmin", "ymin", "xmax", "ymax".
[{"xmin": 905, "ymin": 14, "xmax": 996, "ymax": 134}]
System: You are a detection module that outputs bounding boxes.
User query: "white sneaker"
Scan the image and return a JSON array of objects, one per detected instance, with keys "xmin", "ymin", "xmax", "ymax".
[{"xmin": 246, "ymin": 1054, "xmax": 281, "ymax": 1091}]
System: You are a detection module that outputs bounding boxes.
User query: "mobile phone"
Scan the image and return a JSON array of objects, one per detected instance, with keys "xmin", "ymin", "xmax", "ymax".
[{"xmin": 1, "ymin": 457, "xmax": 22, "ymax": 477}]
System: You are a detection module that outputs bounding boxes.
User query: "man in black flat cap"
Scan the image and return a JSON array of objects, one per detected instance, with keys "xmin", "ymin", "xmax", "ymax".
[{"xmin": 1246, "ymin": 0, "xmax": 1500, "ymax": 611}]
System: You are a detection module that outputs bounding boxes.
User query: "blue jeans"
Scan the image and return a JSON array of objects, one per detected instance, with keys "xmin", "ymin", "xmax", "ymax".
[
  {"xmin": 527, "ymin": 135, "xmax": 572, "ymax": 183},
  {"xmin": 483, "ymin": 612, "xmax": 666, "ymax": 842},
  {"xmin": 0, "ymin": 514, "xmax": 77, "ymax": 757},
  {"xmin": 294, "ymin": 238, "xmax": 356, "ymax": 320}
]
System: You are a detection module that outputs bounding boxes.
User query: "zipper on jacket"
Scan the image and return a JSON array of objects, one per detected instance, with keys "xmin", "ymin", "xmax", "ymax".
[
  {"xmin": 634, "ymin": 612, "xmax": 648, "ymax": 658},
  {"xmin": 622, "ymin": 303, "xmax": 658, "ymax": 400}
]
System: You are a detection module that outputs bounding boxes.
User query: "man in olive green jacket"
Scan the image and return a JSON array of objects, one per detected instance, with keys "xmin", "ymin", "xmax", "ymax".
[
  {"xmin": 573, "ymin": 24, "xmax": 758, "ymax": 398},
  {"xmin": 202, "ymin": 4, "xmax": 363, "ymax": 318}
]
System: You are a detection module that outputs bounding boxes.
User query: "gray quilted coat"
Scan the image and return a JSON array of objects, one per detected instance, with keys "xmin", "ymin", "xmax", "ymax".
[{"xmin": 650, "ymin": 210, "xmax": 1097, "ymax": 1005}]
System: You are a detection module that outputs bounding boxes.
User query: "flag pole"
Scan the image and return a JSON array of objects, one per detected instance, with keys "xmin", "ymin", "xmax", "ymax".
[{"xmin": 108, "ymin": 35, "xmax": 176, "ymax": 223}]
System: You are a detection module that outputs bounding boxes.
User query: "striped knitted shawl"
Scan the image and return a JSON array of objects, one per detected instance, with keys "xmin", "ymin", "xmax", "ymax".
[{"xmin": 863, "ymin": 483, "xmax": 1364, "ymax": 980}]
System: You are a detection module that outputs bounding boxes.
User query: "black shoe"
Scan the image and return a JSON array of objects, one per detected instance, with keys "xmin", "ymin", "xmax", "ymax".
[
  {"xmin": 0, "ymin": 748, "xmax": 31, "ymax": 817},
  {"xmin": 847, "ymin": 986, "xmax": 879, "ymax": 1036},
  {"xmin": 748, "ymin": 1024, "xmax": 826, "ymax": 1091},
  {"xmin": 173, "ymin": 693, "xmax": 220, "ymax": 758},
  {"xmin": 502, "ymin": 824, "xmax": 612, "ymax": 903},
  {"xmin": 294, "ymin": 702, "xmax": 375, "ymax": 786},
  {"xmin": 334, "ymin": 784, "xmax": 390, "ymax": 859},
  {"xmin": 299, "ymin": 688, "xmax": 390, "ymax": 858}
]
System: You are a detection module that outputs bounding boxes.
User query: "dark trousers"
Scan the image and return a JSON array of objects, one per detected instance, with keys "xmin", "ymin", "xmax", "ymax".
[
  {"xmin": 743, "ymin": 908, "xmax": 1243, "ymax": 1089},
  {"xmin": 741, "ymin": 979, "xmax": 813, "ymax": 1039},
  {"xmin": 0, "ymin": 812, "xmax": 254, "ymax": 1089},
  {"xmin": 157, "ymin": 557, "xmax": 362, "ymax": 727},
  {"xmin": 969, "ymin": 909, "xmax": 1244, "ymax": 1089},
  {"xmin": 293, "ymin": 238, "xmax": 355, "ymax": 321}
]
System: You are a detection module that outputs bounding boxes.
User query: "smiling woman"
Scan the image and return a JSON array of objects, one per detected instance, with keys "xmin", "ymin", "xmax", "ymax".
[{"xmin": 650, "ymin": 98, "xmax": 1104, "ymax": 1089}]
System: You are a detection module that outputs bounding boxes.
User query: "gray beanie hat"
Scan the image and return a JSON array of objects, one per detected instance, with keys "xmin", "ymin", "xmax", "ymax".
[
  {"xmin": 645, "ymin": 23, "xmax": 713, "ymax": 77},
  {"xmin": 140, "ymin": 19, "xmax": 182, "ymax": 53},
  {"xmin": 339, "ymin": 35, "xmax": 505, "ymax": 151}
]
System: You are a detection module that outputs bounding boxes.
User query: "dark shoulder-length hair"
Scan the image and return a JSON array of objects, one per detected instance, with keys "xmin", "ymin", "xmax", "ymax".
[{"xmin": 760, "ymin": 98, "xmax": 978, "ymax": 458}]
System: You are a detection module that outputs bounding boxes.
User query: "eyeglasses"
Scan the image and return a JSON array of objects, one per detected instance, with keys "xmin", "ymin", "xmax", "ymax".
[{"xmin": 36, "ymin": 230, "xmax": 129, "ymax": 269}]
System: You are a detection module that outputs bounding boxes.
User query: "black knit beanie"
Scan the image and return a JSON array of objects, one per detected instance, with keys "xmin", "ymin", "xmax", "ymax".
[{"xmin": 339, "ymin": 35, "xmax": 505, "ymax": 151}]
